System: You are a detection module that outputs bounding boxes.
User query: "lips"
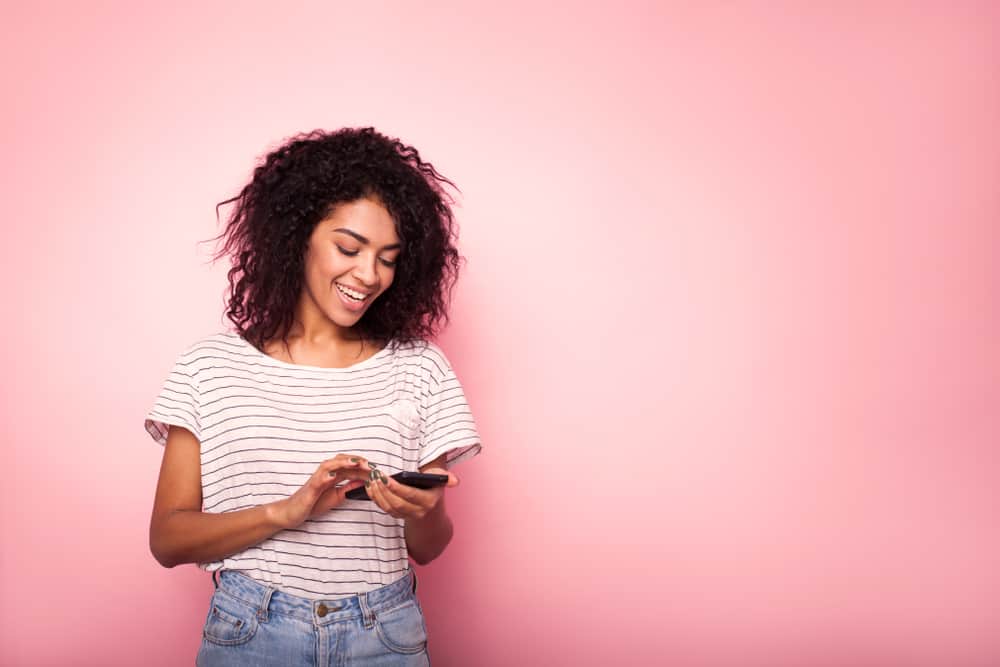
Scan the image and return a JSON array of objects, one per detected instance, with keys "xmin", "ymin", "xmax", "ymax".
[
  {"xmin": 335, "ymin": 283, "xmax": 370, "ymax": 300},
  {"xmin": 334, "ymin": 282, "xmax": 371, "ymax": 312}
]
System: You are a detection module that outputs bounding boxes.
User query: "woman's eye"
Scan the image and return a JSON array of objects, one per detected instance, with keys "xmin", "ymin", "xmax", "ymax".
[
  {"xmin": 336, "ymin": 245, "xmax": 359, "ymax": 257},
  {"xmin": 380, "ymin": 258, "xmax": 397, "ymax": 268}
]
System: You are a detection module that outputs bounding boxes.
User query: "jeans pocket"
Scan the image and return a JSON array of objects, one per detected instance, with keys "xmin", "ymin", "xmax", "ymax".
[
  {"xmin": 374, "ymin": 598, "xmax": 428, "ymax": 655},
  {"xmin": 202, "ymin": 591, "xmax": 258, "ymax": 646}
]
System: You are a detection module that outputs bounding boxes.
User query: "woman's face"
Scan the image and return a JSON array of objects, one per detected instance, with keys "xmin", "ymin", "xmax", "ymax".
[{"xmin": 300, "ymin": 196, "xmax": 401, "ymax": 331}]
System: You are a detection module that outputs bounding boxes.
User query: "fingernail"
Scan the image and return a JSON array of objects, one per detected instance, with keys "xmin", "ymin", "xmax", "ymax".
[
  {"xmin": 369, "ymin": 470, "xmax": 378, "ymax": 481},
  {"xmin": 350, "ymin": 457, "xmax": 360, "ymax": 463},
  {"xmin": 364, "ymin": 480, "xmax": 370, "ymax": 487}
]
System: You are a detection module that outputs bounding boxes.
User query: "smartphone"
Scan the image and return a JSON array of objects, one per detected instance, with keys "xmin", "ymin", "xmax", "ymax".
[{"xmin": 345, "ymin": 471, "xmax": 450, "ymax": 501}]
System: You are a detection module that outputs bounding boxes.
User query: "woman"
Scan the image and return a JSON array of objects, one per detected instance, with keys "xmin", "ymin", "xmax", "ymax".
[{"xmin": 144, "ymin": 127, "xmax": 482, "ymax": 666}]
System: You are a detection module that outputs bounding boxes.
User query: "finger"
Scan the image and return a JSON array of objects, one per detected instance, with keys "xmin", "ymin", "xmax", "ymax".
[
  {"xmin": 328, "ymin": 468, "xmax": 372, "ymax": 484},
  {"xmin": 342, "ymin": 455, "xmax": 372, "ymax": 473},
  {"xmin": 364, "ymin": 471, "xmax": 393, "ymax": 514},
  {"xmin": 366, "ymin": 473, "xmax": 407, "ymax": 518},
  {"xmin": 323, "ymin": 471, "xmax": 364, "ymax": 488},
  {"xmin": 314, "ymin": 480, "xmax": 365, "ymax": 514},
  {"xmin": 338, "ymin": 479, "xmax": 366, "ymax": 497},
  {"xmin": 321, "ymin": 455, "xmax": 371, "ymax": 479},
  {"xmin": 371, "ymin": 474, "xmax": 425, "ymax": 518},
  {"xmin": 382, "ymin": 476, "xmax": 438, "ymax": 506},
  {"xmin": 384, "ymin": 478, "xmax": 444, "ymax": 520},
  {"xmin": 315, "ymin": 467, "xmax": 370, "ymax": 501},
  {"xmin": 365, "ymin": 486, "xmax": 393, "ymax": 516},
  {"xmin": 324, "ymin": 454, "xmax": 364, "ymax": 470}
]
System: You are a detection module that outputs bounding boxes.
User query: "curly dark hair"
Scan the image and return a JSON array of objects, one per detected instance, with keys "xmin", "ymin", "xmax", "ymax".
[{"xmin": 211, "ymin": 127, "xmax": 462, "ymax": 350}]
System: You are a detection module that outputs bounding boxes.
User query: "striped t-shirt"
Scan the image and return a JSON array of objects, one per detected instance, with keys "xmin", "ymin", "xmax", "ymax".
[{"xmin": 144, "ymin": 331, "xmax": 482, "ymax": 599}]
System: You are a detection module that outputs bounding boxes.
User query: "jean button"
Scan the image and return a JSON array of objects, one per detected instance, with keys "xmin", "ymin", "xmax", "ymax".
[{"xmin": 317, "ymin": 603, "xmax": 329, "ymax": 617}]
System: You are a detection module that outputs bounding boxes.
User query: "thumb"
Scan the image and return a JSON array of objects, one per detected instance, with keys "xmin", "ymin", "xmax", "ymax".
[
  {"xmin": 315, "ymin": 480, "xmax": 366, "ymax": 514},
  {"xmin": 337, "ymin": 480, "xmax": 366, "ymax": 499}
]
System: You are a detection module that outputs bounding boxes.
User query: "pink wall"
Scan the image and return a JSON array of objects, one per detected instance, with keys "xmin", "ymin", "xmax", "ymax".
[{"xmin": 1, "ymin": 2, "xmax": 997, "ymax": 665}]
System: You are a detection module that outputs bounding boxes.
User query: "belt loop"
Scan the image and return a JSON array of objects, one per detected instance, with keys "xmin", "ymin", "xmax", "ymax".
[
  {"xmin": 359, "ymin": 591, "xmax": 376, "ymax": 630},
  {"xmin": 258, "ymin": 586, "xmax": 274, "ymax": 623}
]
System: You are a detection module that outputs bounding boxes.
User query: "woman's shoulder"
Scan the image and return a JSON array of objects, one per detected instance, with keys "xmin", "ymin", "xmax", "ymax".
[
  {"xmin": 388, "ymin": 338, "xmax": 453, "ymax": 378},
  {"xmin": 172, "ymin": 331, "xmax": 247, "ymax": 365},
  {"xmin": 389, "ymin": 337, "xmax": 447, "ymax": 360}
]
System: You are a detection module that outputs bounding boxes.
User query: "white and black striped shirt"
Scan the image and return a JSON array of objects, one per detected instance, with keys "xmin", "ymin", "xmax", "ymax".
[{"xmin": 144, "ymin": 331, "xmax": 481, "ymax": 599}]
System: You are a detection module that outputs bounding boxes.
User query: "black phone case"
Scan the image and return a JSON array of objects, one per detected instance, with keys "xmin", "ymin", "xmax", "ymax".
[{"xmin": 345, "ymin": 471, "xmax": 449, "ymax": 501}]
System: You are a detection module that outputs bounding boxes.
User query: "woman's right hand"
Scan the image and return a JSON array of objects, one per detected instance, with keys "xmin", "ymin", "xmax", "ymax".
[
  {"xmin": 271, "ymin": 454, "xmax": 371, "ymax": 529},
  {"xmin": 152, "ymin": 428, "xmax": 375, "ymax": 568}
]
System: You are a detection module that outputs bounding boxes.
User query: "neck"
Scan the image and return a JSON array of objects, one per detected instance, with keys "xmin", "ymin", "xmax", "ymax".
[{"xmin": 288, "ymin": 292, "xmax": 362, "ymax": 347}]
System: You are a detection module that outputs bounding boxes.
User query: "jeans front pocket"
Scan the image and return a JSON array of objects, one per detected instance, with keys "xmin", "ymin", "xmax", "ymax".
[
  {"xmin": 202, "ymin": 591, "xmax": 258, "ymax": 646},
  {"xmin": 374, "ymin": 598, "xmax": 428, "ymax": 655}
]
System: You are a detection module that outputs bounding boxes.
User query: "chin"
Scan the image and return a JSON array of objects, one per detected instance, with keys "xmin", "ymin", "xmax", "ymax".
[{"xmin": 331, "ymin": 312, "xmax": 364, "ymax": 328}]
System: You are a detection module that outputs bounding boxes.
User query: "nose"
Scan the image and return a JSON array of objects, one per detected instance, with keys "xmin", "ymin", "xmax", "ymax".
[{"xmin": 352, "ymin": 253, "xmax": 378, "ymax": 287}]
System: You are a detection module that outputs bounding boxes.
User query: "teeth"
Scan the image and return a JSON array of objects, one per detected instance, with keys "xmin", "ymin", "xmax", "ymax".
[{"xmin": 336, "ymin": 284, "xmax": 366, "ymax": 301}]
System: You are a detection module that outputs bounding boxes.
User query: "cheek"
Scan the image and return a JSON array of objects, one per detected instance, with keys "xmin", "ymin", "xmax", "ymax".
[
  {"xmin": 311, "ymin": 251, "xmax": 345, "ymax": 279},
  {"xmin": 380, "ymin": 268, "xmax": 396, "ymax": 292},
  {"xmin": 305, "ymin": 260, "xmax": 330, "ymax": 288},
  {"xmin": 304, "ymin": 246, "xmax": 329, "ymax": 276}
]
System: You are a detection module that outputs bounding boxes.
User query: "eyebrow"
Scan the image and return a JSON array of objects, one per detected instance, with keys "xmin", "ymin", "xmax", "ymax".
[{"xmin": 332, "ymin": 227, "xmax": 401, "ymax": 251}]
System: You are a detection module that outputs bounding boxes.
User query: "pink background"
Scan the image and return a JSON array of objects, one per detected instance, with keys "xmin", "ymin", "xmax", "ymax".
[{"xmin": 1, "ymin": 2, "xmax": 997, "ymax": 665}]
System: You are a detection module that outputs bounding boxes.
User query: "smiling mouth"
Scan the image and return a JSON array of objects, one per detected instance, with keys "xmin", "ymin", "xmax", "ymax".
[{"xmin": 335, "ymin": 283, "xmax": 370, "ymax": 302}]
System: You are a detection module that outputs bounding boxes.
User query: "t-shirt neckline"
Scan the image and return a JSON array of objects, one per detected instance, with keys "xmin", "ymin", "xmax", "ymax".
[{"xmin": 234, "ymin": 333, "xmax": 394, "ymax": 372}]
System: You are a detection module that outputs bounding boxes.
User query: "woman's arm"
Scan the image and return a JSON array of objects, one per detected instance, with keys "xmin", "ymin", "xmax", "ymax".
[
  {"xmin": 403, "ymin": 495, "xmax": 454, "ymax": 565},
  {"xmin": 149, "ymin": 425, "xmax": 367, "ymax": 568},
  {"xmin": 366, "ymin": 454, "xmax": 459, "ymax": 565}
]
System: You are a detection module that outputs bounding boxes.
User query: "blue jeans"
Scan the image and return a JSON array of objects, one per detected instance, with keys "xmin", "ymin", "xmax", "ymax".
[{"xmin": 195, "ymin": 570, "xmax": 431, "ymax": 666}]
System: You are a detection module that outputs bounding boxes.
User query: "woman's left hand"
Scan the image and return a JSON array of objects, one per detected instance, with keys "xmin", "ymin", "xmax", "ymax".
[{"xmin": 366, "ymin": 467, "xmax": 459, "ymax": 520}]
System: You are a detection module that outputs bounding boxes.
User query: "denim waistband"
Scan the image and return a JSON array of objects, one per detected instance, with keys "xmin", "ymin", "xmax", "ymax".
[{"xmin": 215, "ymin": 569, "xmax": 417, "ymax": 628}]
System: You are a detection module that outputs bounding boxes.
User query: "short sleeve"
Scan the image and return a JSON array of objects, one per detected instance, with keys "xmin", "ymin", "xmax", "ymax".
[
  {"xmin": 144, "ymin": 348, "xmax": 202, "ymax": 445},
  {"xmin": 418, "ymin": 346, "xmax": 482, "ymax": 468}
]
